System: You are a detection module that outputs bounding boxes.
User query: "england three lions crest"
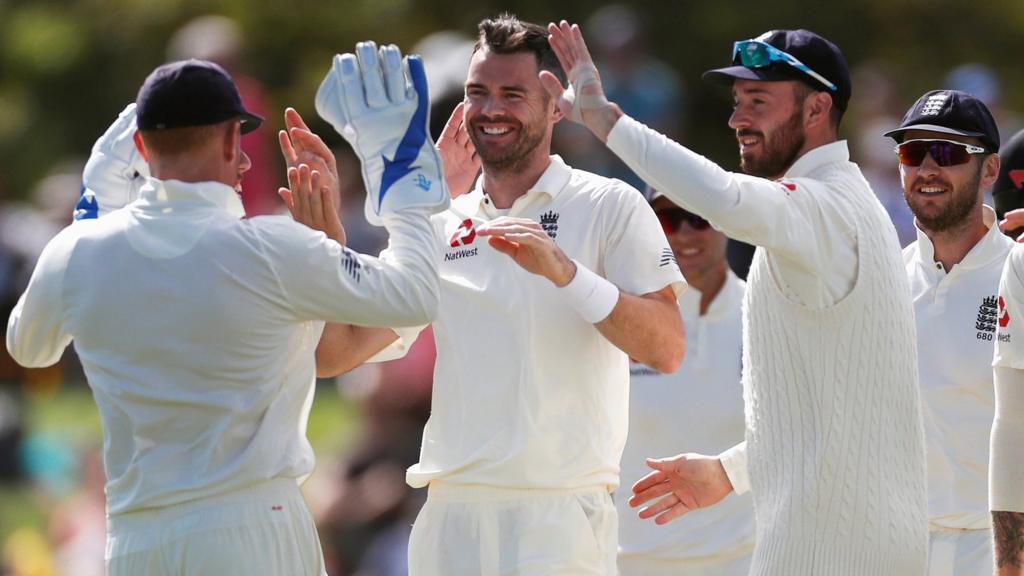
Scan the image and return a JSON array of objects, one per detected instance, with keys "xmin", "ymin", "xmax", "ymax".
[{"xmin": 540, "ymin": 211, "xmax": 559, "ymax": 238}]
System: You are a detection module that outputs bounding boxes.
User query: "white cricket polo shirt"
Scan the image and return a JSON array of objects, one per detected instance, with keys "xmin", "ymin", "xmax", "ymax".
[
  {"xmin": 616, "ymin": 270, "xmax": 754, "ymax": 561},
  {"xmin": 403, "ymin": 155, "xmax": 685, "ymax": 490},
  {"xmin": 7, "ymin": 178, "xmax": 440, "ymax": 515},
  {"xmin": 904, "ymin": 206, "xmax": 1013, "ymax": 529},
  {"xmin": 995, "ymin": 244, "xmax": 1024, "ymax": 369}
]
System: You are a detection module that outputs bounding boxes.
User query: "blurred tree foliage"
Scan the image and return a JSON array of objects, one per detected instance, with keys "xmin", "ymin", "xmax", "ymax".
[{"xmin": 1, "ymin": 0, "xmax": 1022, "ymax": 201}]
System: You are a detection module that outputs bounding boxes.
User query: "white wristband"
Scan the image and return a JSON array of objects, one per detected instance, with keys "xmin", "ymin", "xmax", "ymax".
[{"xmin": 559, "ymin": 260, "xmax": 619, "ymax": 323}]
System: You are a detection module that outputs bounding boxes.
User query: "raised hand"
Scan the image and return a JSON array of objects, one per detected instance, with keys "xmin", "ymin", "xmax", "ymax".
[
  {"xmin": 1000, "ymin": 208, "xmax": 1024, "ymax": 242},
  {"xmin": 315, "ymin": 41, "xmax": 450, "ymax": 226},
  {"xmin": 477, "ymin": 217, "xmax": 575, "ymax": 286},
  {"xmin": 278, "ymin": 107, "xmax": 340, "ymax": 211},
  {"xmin": 540, "ymin": 21, "xmax": 609, "ymax": 124},
  {"xmin": 628, "ymin": 453, "xmax": 733, "ymax": 525},
  {"xmin": 77, "ymin": 103, "xmax": 151, "ymax": 220},
  {"xmin": 279, "ymin": 163, "xmax": 346, "ymax": 245},
  {"xmin": 437, "ymin": 102, "xmax": 480, "ymax": 199}
]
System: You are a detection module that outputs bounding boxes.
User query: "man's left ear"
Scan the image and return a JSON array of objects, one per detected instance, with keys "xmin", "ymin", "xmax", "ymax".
[
  {"xmin": 223, "ymin": 122, "xmax": 240, "ymax": 162},
  {"xmin": 805, "ymin": 91, "xmax": 832, "ymax": 129},
  {"xmin": 982, "ymin": 152, "xmax": 1001, "ymax": 189},
  {"xmin": 133, "ymin": 131, "xmax": 149, "ymax": 162},
  {"xmin": 551, "ymin": 99, "xmax": 564, "ymax": 124}
]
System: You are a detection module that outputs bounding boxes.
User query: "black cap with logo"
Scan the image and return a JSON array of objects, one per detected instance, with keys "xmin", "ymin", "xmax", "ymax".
[
  {"xmin": 994, "ymin": 129, "xmax": 1024, "ymax": 228},
  {"xmin": 883, "ymin": 89, "xmax": 1000, "ymax": 152},
  {"xmin": 136, "ymin": 59, "xmax": 263, "ymax": 134},
  {"xmin": 703, "ymin": 29, "xmax": 852, "ymax": 111}
]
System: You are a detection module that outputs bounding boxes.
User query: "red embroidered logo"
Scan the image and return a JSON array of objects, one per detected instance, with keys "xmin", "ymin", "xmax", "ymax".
[
  {"xmin": 999, "ymin": 296, "xmax": 1011, "ymax": 328},
  {"xmin": 449, "ymin": 219, "xmax": 476, "ymax": 247},
  {"xmin": 780, "ymin": 181, "xmax": 797, "ymax": 191},
  {"xmin": 1011, "ymin": 169, "xmax": 1024, "ymax": 189}
]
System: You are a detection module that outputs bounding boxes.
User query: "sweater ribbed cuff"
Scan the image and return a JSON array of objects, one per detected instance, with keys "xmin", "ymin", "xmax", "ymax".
[{"xmin": 719, "ymin": 442, "xmax": 750, "ymax": 495}]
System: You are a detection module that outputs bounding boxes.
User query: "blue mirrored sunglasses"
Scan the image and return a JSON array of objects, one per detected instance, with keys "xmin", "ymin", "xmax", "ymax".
[{"xmin": 732, "ymin": 39, "xmax": 838, "ymax": 92}]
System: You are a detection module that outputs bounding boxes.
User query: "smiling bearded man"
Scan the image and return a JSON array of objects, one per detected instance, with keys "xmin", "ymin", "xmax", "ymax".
[{"xmin": 543, "ymin": 23, "xmax": 929, "ymax": 575}]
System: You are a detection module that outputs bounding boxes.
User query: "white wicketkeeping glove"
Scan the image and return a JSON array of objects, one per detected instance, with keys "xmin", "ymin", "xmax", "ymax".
[
  {"xmin": 75, "ymin": 103, "xmax": 150, "ymax": 221},
  {"xmin": 315, "ymin": 41, "xmax": 449, "ymax": 226}
]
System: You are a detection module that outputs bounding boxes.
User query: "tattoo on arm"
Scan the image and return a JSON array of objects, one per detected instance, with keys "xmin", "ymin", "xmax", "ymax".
[{"xmin": 994, "ymin": 511, "xmax": 1024, "ymax": 569}]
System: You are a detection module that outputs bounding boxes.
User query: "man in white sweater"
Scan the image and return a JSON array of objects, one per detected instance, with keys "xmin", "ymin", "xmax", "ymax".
[
  {"xmin": 885, "ymin": 90, "xmax": 1010, "ymax": 575},
  {"xmin": 7, "ymin": 53, "xmax": 447, "ymax": 575},
  {"xmin": 544, "ymin": 22, "xmax": 928, "ymax": 574}
]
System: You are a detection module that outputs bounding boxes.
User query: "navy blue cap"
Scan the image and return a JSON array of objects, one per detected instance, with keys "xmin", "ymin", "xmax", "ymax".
[
  {"xmin": 994, "ymin": 128, "xmax": 1024, "ymax": 223},
  {"xmin": 884, "ymin": 90, "xmax": 1000, "ymax": 152},
  {"xmin": 136, "ymin": 59, "xmax": 263, "ymax": 134},
  {"xmin": 703, "ymin": 29, "xmax": 851, "ymax": 111}
]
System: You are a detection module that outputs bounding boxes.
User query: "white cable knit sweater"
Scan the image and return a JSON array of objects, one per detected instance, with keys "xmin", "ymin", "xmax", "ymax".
[
  {"xmin": 743, "ymin": 216, "xmax": 925, "ymax": 573},
  {"xmin": 607, "ymin": 115, "xmax": 928, "ymax": 575}
]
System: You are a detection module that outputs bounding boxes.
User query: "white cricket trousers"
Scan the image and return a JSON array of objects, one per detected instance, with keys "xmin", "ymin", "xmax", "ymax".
[
  {"xmin": 408, "ymin": 482, "xmax": 617, "ymax": 576},
  {"xmin": 927, "ymin": 527, "xmax": 993, "ymax": 576},
  {"xmin": 617, "ymin": 548, "xmax": 753, "ymax": 575},
  {"xmin": 105, "ymin": 478, "xmax": 326, "ymax": 576}
]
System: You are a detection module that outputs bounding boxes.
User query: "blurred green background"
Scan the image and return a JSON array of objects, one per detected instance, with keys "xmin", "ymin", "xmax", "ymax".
[{"xmin": 2, "ymin": 0, "xmax": 1022, "ymax": 200}]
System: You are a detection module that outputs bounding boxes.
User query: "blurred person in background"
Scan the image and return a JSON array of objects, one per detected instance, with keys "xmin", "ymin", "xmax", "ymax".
[
  {"xmin": 314, "ymin": 328, "xmax": 436, "ymax": 576},
  {"xmin": 990, "ymin": 127, "xmax": 1024, "ymax": 575},
  {"xmin": 48, "ymin": 449, "xmax": 106, "ymax": 576},
  {"xmin": 885, "ymin": 90, "xmax": 1010, "ymax": 575},
  {"xmin": 552, "ymin": 4, "xmax": 685, "ymax": 193},
  {"xmin": 548, "ymin": 22, "xmax": 928, "ymax": 574},
  {"xmin": 167, "ymin": 15, "xmax": 279, "ymax": 216},
  {"xmin": 850, "ymin": 61, "xmax": 916, "ymax": 246},
  {"xmin": 994, "ymin": 128, "xmax": 1024, "ymax": 240},
  {"xmin": 616, "ymin": 189, "xmax": 753, "ymax": 576},
  {"xmin": 945, "ymin": 64, "xmax": 1023, "ymax": 150}
]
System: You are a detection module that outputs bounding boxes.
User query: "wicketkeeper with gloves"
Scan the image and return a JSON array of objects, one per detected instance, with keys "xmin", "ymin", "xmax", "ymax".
[{"xmin": 7, "ymin": 48, "xmax": 446, "ymax": 575}]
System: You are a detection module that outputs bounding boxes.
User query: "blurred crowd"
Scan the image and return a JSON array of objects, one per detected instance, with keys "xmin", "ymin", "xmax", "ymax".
[{"xmin": 0, "ymin": 7, "xmax": 1021, "ymax": 576}]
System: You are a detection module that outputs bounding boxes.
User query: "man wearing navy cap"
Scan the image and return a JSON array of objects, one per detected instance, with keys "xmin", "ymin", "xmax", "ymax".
[
  {"xmin": 6, "ymin": 54, "xmax": 447, "ymax": 575},
  {"xmin": 887, "ymin": 90, "xmax": 1009, "ymax": 575},
  {"xmin": 542, "ymin": 22, "xmax": 927, "ymax": 574}
]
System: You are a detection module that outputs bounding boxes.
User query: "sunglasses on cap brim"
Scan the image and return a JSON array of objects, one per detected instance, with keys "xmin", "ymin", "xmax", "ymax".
[
  {"xmin": 732, "ymin": 39, "xmax": 838, "ymax": 92},
  {"xmin": 894, "ymin": 139, "xmax": 988, "ymax": 168},
  {"xmin": 657, "ymin": 208, "xmax": 710, "ymax": 234}
]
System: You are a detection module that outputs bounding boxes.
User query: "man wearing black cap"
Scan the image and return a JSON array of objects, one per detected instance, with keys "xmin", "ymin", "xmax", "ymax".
[
  {"xmin": 885, "ymin": 90, "xmax": 1009, "ymax": 576},
  {"xmin": 543, "ymin": 21, "xmax": 927, "ymax": 575},
  {"xmin": 994, "ymin": 128, "xmax": 1024, "ymax": 239},
  {"xmin": 990, "ymin": 127, "xmax": 1024, "ymax": 575},
  {"xmin": 6, "ymin": 55, "xmax": 446, "ymax": 575}
]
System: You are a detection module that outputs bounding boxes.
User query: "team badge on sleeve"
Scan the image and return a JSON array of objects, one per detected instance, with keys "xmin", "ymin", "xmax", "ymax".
[{"xmin": 994, "ymin": 256, "xmax": 1024, "ymax": 368}]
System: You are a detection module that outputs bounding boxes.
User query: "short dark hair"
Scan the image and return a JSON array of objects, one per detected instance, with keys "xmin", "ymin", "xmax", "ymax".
[
  {"xmin": 792, "ymin": 82, "xmax": 844, "ymax": 131},
  {"xmin": 474, "ymin": 13, "xmax": 566, "ymax": 85},
  {"xmin": 139, "ymin": 121, "xmax": 232, "ymax": 158}
]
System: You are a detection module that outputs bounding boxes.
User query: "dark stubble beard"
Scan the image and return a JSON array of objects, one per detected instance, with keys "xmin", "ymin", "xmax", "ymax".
[
  {"xmin": 905, "ymin": 161, "xmax": 983, "ymax": 233},
  {"xmin": 740, "ymin": 108, "xmax": 806, "ymax": 179},
  {"xmin": 469, "ymin": 119, "xmax": 547, "ymax": 175}
]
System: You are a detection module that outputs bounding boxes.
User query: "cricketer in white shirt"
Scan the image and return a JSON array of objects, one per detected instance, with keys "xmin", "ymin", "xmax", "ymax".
[
  {"xmin": 377, "ymin": 154, "xmax": 685, "ymax": 574},
  {"xmin": 991, "ymin": 243, "xmax": 1024, "ymax": 570},
  {"xmin": 7, "ymin": 177, "xmax": 441, "ymax": 515},
  {"xmin": 616, "ymin": 268, "xmax": 754, "ymax": 576},
  {"xmin": 905, "ymin": 206, "xmax": 1012, "ymax": 574}
]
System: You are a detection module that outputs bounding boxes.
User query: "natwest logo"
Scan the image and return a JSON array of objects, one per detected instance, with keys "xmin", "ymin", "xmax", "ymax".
[
  {"xmin": 1000, "ymin": 296, "xmax": 1011, "ymax": 328},
  {"xmin": 449, "ymin": 218, "xmax": 477, "ymax": 247}
]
